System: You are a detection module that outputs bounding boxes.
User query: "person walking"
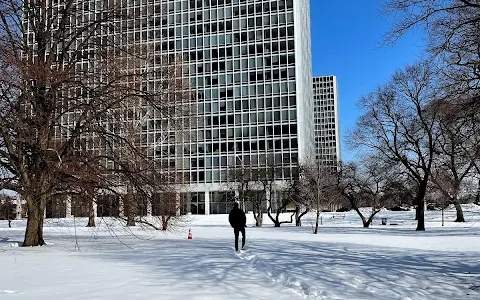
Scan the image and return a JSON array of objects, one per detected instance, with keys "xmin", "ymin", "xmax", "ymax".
[{"xmin": 228, "ymin": 202, "xmax": 246, "ymax": 251}]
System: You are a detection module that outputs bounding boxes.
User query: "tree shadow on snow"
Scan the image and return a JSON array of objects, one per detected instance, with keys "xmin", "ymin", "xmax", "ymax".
[
  {"xmin": 87, "ymin": 235, "xmax": 480, "ymax": 300},
  {"xmin": 87, "ymin": 238, "xmax": 291, "ymax": 299}
]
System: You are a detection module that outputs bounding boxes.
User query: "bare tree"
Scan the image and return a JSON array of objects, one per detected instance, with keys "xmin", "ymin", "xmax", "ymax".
[
  {"xmin": 228, "ymin": 162, "xmax": 297, "ymax": 228},
  {"xmin": 350, "ymin": 62, "xmax": 440, "ymax": 230},
  {"xmin": 262, "ymin": 164, "xmax": 295, "ymax": 227},
  {"xmin": 430, "ymin": 97, "xmax": 480, "ymax": 221},
  {"xmin": 151, "ymin": 191, "xmax": 185, "ymax": 231},
  {"xmin": 298, "ymin": 160, "xmax": 341, "ymax": 234},
  {"xmin": 383, "ymin": 0, "xmax": 480, "ymax": 91},
  {"xmin": 228, "ymin": 166, "xmax": 265, "ymax": 227},
  {"xmin": 0, "ymin": 1, "xmax": 191, "ymax": 246},
  {"xmin": 287, "ymin": 179, "xmax": 308, "ymax": 226},
  {"xmin": 337, "ymin": 160, "xmax": 389, "ymax": 228}
]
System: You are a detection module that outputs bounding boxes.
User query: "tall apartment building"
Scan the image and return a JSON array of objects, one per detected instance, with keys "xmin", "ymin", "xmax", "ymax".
[
  {"xmin": 313, "ymin": 76, "xmax": 341, "ymax": 168},
  {"xmin": 161, "ymin": 0, "xmax": 315, "ymax": 214},
  {"xmin": 40, "ymin": 0, "xmax": 314, "ymax": 216}
]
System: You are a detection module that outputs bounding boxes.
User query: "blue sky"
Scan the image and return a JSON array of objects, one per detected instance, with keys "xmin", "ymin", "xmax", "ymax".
[{"xmin": 310, "ymin": 0, "xmax": 425, "ymax": 161}]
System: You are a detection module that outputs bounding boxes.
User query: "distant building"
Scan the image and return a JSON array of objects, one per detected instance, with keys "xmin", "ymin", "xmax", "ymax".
[{"xmin": 313, "ymin": 76, "xmax": 341, "ymax": 168}]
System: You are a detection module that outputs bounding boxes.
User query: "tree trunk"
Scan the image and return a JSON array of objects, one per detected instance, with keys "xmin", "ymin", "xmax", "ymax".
[
  {"xmin": 86, "ymin": 197, "xmax": 95, "ymax": 227},
  {"xmin": 256, "ymin": 207, "xmax": 263, "ymax": 227},
  {"xmin": 453, "ymin": 199, "xmax": 465, "ymax": 222},
  {"xmin": 352, "ymin": 205, "xmax": 368, "ymax": 228},
  {"xmin": 415, "ymin": 182, "xmax": 427, "ymax": 231},
  {"xmin": 23, "ymin": 196, "xmax": 46, "ymax": 247},
  {"xmin": 364, "ymin": 211, "xmax": 380, "ymax": 228},
  {"xmin": 415, "ymin": 203, "xmax": 425, "ymax": 230},
  {"xmin": 162, "ymin": 215, "xmax": 169, "ymax": 230},
  {"xmin": 314, "ymin": 210, "xmax": 320, "ymax": 234},
  {"xmin": 267, "ymin": 206, "xmax": 282, "ymax": 227},
  {"xmin": 439, "ymin": 184, "xmax": 465, "ymax": 223},
  {"xmin": 266, "ymin": 205, "xmax": 276, "ymax": 226},
  {"xmin": 295, "ymin": 217, "xmax": 302, "ymax": 226},
  {"xmin": 126, "ymin": 206, "xmax": 136, "ymax": 226},
  {"xmin": 125, "ymin": 185, "xmax": 136, "ymax": 227},
  {"xmin": 363, "ymin": 214, "xmax": 371, "ymax": 227},
  {"xmin": 295, "ymin": 206, "xmax": 301, "ymax": 226}
]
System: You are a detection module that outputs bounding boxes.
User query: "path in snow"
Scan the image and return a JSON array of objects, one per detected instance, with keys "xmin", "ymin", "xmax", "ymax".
[{"xmin": 236, "ymin": 249, "xmax": 327, "ymax": 299}]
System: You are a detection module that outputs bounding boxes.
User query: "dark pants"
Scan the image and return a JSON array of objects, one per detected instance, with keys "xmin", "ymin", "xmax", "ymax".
[{"xmin": 234, "ymin": 227, "xmax": 245, "ymax": 251}]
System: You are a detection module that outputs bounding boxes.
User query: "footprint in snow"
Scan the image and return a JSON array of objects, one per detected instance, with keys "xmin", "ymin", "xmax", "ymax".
[{"xmin": 236, "ymin": 251, "xmax": 326, "ymax": 299}]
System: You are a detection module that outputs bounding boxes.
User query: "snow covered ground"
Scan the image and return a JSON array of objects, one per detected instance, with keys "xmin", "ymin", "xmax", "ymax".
[{"xmin": 1, "ymin": 205, "xmax": 479, "ymax": 300}]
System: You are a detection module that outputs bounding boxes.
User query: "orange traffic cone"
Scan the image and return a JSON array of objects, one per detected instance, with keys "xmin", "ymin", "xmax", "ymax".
[{"xmin": 187, "ymin": 229, "xmax": 192, "ymax": 240}]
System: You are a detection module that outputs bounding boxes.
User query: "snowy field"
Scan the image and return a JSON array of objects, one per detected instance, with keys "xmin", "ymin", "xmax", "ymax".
[{"xmin": 1, "ymin": 205, "xmax": 480, "ymax": 300}]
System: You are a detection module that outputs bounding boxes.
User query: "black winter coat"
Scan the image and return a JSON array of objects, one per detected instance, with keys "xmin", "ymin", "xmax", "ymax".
[{"xmin": 229, "ymin": 207, "xmax": 246, "ymax": 229}]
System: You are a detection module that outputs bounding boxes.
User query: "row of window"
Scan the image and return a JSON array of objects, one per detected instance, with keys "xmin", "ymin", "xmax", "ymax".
[
  {"xmin": 193, "ymin": 68, "xmax": 296, "ymax": 86},
  {"xmin": 315, "ymin": 124, "xmax": 337, "ymax": 130},
  {"xmin": 191, "ymin": 62, "xmax": 295, "ymax": 83},
  {"xmin": 188, "ymin": 151, "xmax": 298, "ymax": 169},
  {"xmin": 313, "ymin": 76, "xmax": 335, "ymax": 82},
  {"xmin": 78, "ymin": 1, "xmax": 292, "ymax": 18},
  {"xmin": 145, "ymin": 133, "xmax": 301, "ymax": 157},
  {"xmin": 316, "ymin": 117, "xmax": 336, "ymax": 124},
  {"xmin": 314, "ymin": 103, "xmax": 335, "ymax": 110},
  {"xmin": 196, "ymin": 82, "xmax": 297, "ymax": 100},
  {"xmin": 183, "ymin": 38, "xmax": 294, "ymax": 59},
  {"xmin": 200, "ymin": 96, "xmax": 296, "ymax": 112},
  {"xmin": 198, "ymin": 123, "xmax": 298, "ymax": 137},
  {"xmin": 186, "ymin": 20, "xmax": 295, "ymax": 36},
  {"xmin": 182, "ymin": 41, "xmax": 295, "ymax": 62},
  {"xmin": 187, "ymin": 0, "xmax": 294, "ymax": 12},
  {"xmin": 315, "ymin": 136, "xmax": 337, "ymax": 142},
  {"xmin": 122, "ymin": 4, "xmax": 294, "ymax": 30},
  {"xmin": 199, "ymin": 111, "xmax": 297, "ymax": 128},
  {"xmin": 189, "ymin": 59, "xmax": 296, "ymax": 81},
  {"xmin": 314, "ymin": 82, "xmax": 335, "ymax": 89},
  {"xmin": 313, "ymin": 89, "xmax": 335, "ymax": 96},
  {"xmin": 184, "ymin": 138, "xmax": 299, "ymax": 156},
  {"xmin": 315, "ymin": 112, "xmax": 336, "ymax": 118},
  {"xmin": 149, "ymin": 13, "xmax": 295, "ymax": 33},
  {"xmin": 314, "ymin": 108, "xmax": 336, "ymax": 115},
  {"xmin": 196, "ymin": 72, "xmax": 296, "ymax": 90},
  {"xmin": 143, "ymin": 38, "xmax": 294, "ymax": 60},
  {"xmin": 148, "ymin": 150, "xmax": 301, "ymax": 167},
  {"xmin": 315, "ymin": 98, "xmax": 335, "ymax": 103},
  {"xmin": 188, "ymin": 166, "xmax": 299, "ymax": 183}
]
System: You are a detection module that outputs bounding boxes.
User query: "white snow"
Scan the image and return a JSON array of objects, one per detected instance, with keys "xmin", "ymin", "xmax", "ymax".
[{"xmin": 1, "ymin": 205, "xmax": 479, "ymax": 300}]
